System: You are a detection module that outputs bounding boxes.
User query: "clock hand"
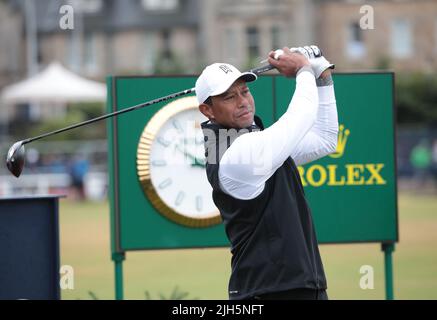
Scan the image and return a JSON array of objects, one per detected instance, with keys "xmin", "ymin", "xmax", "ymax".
[
  {"xmin": 191, "ymin": 158, "xmax": 206, "ymax": 168},
  {"xmin": 174, "ymin": 144, "xmax": 206, "ymax": 168}
]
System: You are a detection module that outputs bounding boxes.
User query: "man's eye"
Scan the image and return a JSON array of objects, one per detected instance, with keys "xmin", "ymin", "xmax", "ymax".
[
  {"xmin": 225, "ymin": 95, "xmax": 235, "ymax": 100},
  {"xmin": 242, "ymin": 89, "xmax": 249, "ymax": 95}
]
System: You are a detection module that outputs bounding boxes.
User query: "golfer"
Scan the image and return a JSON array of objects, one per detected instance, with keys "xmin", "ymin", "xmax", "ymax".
[{"xmin": 197, "ymin": 46, "xmax": 338, "ymax": 300}]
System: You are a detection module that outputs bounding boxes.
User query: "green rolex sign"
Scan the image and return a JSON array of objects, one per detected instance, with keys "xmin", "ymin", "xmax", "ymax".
[{"xmin": 107, "ymin": 73, "xmax": 397, "ymax": 299}]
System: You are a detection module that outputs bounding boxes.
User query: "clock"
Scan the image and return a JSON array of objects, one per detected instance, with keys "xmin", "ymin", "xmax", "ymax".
[{"xmin": 136, "ymin": 96, "xmax": 221, "ymax": 228}]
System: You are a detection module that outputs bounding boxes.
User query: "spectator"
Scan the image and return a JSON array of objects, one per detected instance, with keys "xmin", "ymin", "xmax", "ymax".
[
  {"xmin": 410, "ymin": 140, "xmax": 432, "ymax": 189},
  {"xmin": 431, "ymin": 139, "xmax": 437, "ymax": 190},
  {"xmin": 69, "ymin": 155, "xmax": 89, "ymax": 201}
]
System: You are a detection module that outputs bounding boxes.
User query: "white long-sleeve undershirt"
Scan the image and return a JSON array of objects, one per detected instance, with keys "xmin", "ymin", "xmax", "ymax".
[{"xmin": 218, "ymin": 70, "xmax": 338, "ymax": 200}]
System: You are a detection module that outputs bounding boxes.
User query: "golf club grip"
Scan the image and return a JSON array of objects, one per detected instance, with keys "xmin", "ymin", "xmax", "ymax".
[{"xmin": 249, "ymin": 64, "xmax": 276, "ymax": 76}]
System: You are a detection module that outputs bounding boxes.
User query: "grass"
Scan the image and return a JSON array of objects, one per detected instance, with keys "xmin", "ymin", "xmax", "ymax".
[{"xmin": 59, "ymin": 191, "xmax": 437, "ymax": 300}]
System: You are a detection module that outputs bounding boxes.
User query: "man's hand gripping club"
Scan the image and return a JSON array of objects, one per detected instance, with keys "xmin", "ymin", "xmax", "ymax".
[{"xmin": 267, "ymin": 45, "xmax": 335, "ymax": 79}]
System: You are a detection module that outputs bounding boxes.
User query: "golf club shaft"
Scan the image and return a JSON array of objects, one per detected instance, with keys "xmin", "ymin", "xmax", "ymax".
[
  {"xmin": 20, "ymin": 64, "xmax": 275, "ymax": 145},
  {"xmin": 21, "ymin": 87, "xmax": 195, "ymax": 145}
]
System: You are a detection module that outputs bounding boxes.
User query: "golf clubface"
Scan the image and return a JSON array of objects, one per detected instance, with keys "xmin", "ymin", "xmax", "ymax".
[{"xmin": 6, "ymin": 141, "xmax": 25, "ymax": 178}]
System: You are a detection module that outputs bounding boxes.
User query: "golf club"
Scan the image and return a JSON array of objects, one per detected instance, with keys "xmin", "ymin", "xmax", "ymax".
[{"xmin": 6, "ymin": 64, "xmax": 276, "ymax": 178}]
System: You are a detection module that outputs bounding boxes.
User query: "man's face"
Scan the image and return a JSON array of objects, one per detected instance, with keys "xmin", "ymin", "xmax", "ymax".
[{"xmin": 199, "ymin": 79, "xmax": 255, "ymax": 129}]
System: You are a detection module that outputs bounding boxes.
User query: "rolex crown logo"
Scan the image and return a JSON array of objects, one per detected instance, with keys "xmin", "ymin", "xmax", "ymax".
[{"xmin": 329, "ymin": 124, "xmax": 350, "ymax": 158}]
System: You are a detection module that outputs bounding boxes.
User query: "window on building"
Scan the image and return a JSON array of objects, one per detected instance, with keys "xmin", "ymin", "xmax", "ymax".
[
  {"xmin": 84, "ymin": 33, "xmax": 97, "ymax": 73},
  {"xmin": 224, "ymin": 28, "xmax": 237, "ymax": 61},
  {"xmin": 271, "ymin": 26, "xmax": 281, "ymax": 50},
  {"xmin": 346, "ymin": 22, "xmax": 365, "ymax": 59},
  {"xmin": 67, "ymin": 34, "xmax": 79, "ymax": 71},
  {"xmin": 435, "ymin": 18, "xmax": 437, "ymax": 53},
  {"xmin": 142, "ymin": 0, "xmax": 179, "ymax": 11},
  {"xmin": 79, "ymin": 0, "xmax": 102, "ymax": 13},
  {"xmin": 143, "ymin": 32, "xmax": 156, "ymax": 73},
  {"xmin": 390, "ymin": 18, "xmax": 412, "ymax": 58},
  {"xmin": 246, "ymin": 27, "xmax": 260, "ymax": 60},
  {"xmin": 162, "ymin": 30, "xmax": 172, "ymax": 59}
]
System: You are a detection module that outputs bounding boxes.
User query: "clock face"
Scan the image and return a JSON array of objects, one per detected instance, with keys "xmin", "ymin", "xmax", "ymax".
[{"xmin": 137, "ymin": 96, "xmax": 221, "ymax": 228}]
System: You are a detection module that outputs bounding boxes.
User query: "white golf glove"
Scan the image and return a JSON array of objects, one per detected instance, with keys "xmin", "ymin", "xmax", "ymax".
[{"xmin": 272, "ymin": 45, "xmax": 335, "ymax": 78}]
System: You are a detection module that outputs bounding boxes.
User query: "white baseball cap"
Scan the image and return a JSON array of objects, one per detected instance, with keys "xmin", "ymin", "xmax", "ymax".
[{"xmin": 195, "ymin": 63, "xmax": 257, "ymax": 104}]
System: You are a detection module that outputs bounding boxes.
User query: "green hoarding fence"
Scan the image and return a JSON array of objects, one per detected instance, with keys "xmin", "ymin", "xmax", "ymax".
[{"xmin": 107, "ymin": 73, "xmax": 398, "ymax": 300}]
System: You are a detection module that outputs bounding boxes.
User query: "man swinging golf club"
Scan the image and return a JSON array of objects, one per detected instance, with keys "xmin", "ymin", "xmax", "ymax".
[{"xmin": 197, "ymin": 45, "xmax": 338, "ymax": 300}]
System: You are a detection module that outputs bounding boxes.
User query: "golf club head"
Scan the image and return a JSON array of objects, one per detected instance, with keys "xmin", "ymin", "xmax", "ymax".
[{"xmin": 6, "ymin": 141, "xmax": 25, "ymax": 178}]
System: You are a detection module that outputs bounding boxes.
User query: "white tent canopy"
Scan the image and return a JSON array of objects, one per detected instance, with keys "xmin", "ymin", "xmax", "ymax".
[{"xmin": 1, "ymin": 62, "xmax": 106, "ymax": 104}]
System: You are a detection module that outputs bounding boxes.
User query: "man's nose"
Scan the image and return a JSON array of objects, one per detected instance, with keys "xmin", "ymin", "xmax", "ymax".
[{"xmin": 237, "ymin": 93, "xmax": 250, "ymax": 108}]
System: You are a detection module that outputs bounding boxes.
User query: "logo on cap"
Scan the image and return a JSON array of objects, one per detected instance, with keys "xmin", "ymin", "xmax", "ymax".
[{"xmin": 219, "ymin": 65, "xmax": 233, "ymax": 74}]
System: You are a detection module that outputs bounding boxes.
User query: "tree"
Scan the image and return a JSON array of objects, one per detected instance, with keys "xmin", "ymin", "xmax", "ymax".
[{"xmin": 396, "ymin": 73, "xmax": 437, "ymax": 126}]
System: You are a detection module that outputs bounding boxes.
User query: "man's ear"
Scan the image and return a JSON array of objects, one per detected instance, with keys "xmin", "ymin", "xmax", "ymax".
[{"xmin": 199, "ymin": 103, "xmax": 214, "ymax": 120}]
